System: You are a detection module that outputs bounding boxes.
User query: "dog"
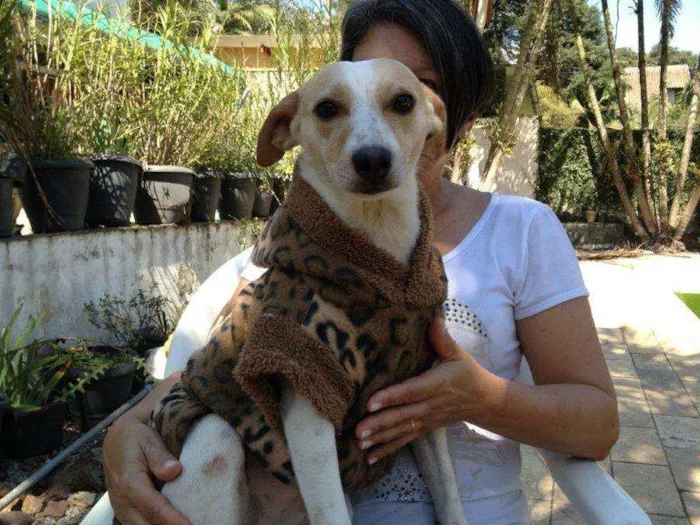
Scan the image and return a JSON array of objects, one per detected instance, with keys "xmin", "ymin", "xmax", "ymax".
[{"xmin": 151, "ymin": 59, "xmax": 468, "ymax": 525}]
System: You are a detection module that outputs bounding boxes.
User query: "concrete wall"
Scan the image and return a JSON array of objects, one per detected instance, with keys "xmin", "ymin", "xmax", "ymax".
[
  {"xmin": 467, "ymin": 117, "xmax": 540, "ymax": 198},
  {"xmin": 0, "ymin": 222, "xmax": 259, "ymax": 343}
]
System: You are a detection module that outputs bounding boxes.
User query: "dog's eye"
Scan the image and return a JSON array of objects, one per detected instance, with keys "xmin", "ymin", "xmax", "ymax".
[
  {"xmin": 392, "ymin": 94, "xmax": 415, "ymax": 115},
  {"xmin": 315, "ymin": 100, "xmax": 339, "ymax": 120}
]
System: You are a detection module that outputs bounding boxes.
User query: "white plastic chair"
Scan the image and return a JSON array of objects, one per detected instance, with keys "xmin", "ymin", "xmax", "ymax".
[{"xmin": 82, "ymin": 249, "xmax": 652, "ymax": 525}]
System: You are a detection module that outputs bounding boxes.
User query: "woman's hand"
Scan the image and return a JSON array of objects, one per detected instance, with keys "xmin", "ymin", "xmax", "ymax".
[
  {"xmin": 355, "ymin": 317, "xmax": 496, "ymax": 464},
  {"xmin": 103, "ymin": 415, "xmax": 191, "ymax": 525}
]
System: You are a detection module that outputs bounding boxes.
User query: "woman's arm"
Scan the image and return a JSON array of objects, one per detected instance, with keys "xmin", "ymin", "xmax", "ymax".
[
  {"xmin": 355, "ymin": 297, "xmax": 619, "ymax": 463},
  {"xmin": 103, "ymin": 373, "xmax": 191, "ymax": 525}
]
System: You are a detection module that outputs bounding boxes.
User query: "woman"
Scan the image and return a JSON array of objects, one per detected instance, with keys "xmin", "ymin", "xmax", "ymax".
[{"xmin": 102, "ymin": 1, "xmax": 619, "ymax": 523}]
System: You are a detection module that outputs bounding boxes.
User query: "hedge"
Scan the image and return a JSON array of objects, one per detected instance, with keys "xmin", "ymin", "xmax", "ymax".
[{"xmin": 537, "ymin": 128, "xmax": 700, "ymax": 223}]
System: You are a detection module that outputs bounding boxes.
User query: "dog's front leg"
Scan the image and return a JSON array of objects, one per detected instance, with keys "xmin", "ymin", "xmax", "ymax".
[
  {"xmin": 412, "ymin": 428, "xmax": 468, "ymax": 525},
  {"xmin": 280, "ymin": 379, "xmax": 352, "ymax": 525}
]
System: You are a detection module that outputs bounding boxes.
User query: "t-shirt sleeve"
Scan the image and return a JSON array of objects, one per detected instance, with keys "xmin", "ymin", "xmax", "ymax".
[
  {"xmin": 513, "ymin": 206, "xmax": 588, "ymax": 321},
  {"xmin": 240, "ymin": 259, "xmax": 267, "ymax": 282}
]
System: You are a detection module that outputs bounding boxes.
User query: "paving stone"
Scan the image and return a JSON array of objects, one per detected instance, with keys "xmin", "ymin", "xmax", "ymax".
[
  {"xmin": 607, "ymin": 358, "xmax": 639, "ymax": 378},
  {"xmin": 551, "ymin": 486, "xmax": 585, "ymax": 525},
  {"xmin": 619, "ymin": 409, "xmax": 656, "ymax": 428},
  {"xmin": 624, "ymin": 326, "xmax": 663, "ymax": 354},
  {"xmin": 655, "ymin": 416, "xmax": 700, "ymax": 449},
  {"xmin": 521, "ymin": 446, "xmax": 554, "ymax": 501},
  {"xmin": 669, "ymin": 356, "xmax": 700, "ymax": 385},
  {"xmin": 649, "ymin": 516, "xmax": 691, "ymax": 525},
  {"xmin": 632, "ymin": 352, "xmax": 674, "ymax": 371},
  {"xmin": 682, "ymin": 380, "xmax": 700, "ymax": 405},
  {"xmin": 682, "ymin": 492, "xmax": 700, "ymax": 525},
  {"xmin": 528, "ymin": 498, "xmax": 551, "ymax": 525},
  {"xmin": 612, "ymin": 462, "xmax": 686, "ymax": 516},
  {"xmin": 612, "ymin": 427, "xmax": 667, "ymax": 465},
  {"xmin": 639, "ymin": 368, "xmax": 699, "ymax": 417},
  {"xmin": 665, "ymin": 447, "xmax": 700, "ymax": 492},
  {"xmin": 599, "ymin": 454, "xmax": 612, "ymax": 474},
  {"xmin": 599, "ymin": 327, "xmax": 625, "ymax": 344}
]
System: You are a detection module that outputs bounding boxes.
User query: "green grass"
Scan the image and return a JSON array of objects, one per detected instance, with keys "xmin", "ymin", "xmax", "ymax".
[{"xmin": 677, "ymin": 293, "xmax": 700, "ymax": 319}]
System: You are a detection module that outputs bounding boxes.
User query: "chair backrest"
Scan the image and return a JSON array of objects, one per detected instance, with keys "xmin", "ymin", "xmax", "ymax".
[{"xmin": 157, "ymin": 249, "xmax": 252, "ymax": 379}]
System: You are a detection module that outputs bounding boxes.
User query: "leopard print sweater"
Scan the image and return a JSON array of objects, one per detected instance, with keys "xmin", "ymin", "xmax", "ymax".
[{"xmin": 151, "ymin": 173, "xmax": 448, "ymax": 492}]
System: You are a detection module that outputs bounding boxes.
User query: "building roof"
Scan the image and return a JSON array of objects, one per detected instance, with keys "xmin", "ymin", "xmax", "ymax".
[{"xmin": 623, "ymin": 64, "xmax": 692, "ymax": 107}]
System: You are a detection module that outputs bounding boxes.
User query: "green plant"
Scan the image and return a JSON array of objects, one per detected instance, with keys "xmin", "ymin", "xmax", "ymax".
[
  {"xmin": 0, "ymin": 0, "xmax": 83, "ymax": 160},
  {"xmin": 84, "ymin": 287, "xmax": 178, "ymax": 352},
  {"xmin": 0, "ymin": 305, "xmax": 74, "ymax": 410}
]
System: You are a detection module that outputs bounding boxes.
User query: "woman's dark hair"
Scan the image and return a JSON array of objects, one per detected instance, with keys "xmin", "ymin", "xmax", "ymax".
[{"xmin": 340, "ymin": 0, "xmax": 495, "ymax": 150}]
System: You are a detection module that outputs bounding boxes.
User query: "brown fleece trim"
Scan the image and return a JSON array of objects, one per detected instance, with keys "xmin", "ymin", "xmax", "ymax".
[
  {"xmin": 287, "ymin": 170, "xmax": 446, "ymax": 307},
  {"xmin": 233, "ymin": 314, "xmax": 355, "ymax": 432}
]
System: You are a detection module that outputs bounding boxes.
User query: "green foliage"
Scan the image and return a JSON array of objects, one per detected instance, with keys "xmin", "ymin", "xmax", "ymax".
[
  {"xmin": 648, "ymin": 44, "xmax": 697, "ymax": 77},
  {"xmin": 84, "ymin": 287, "xmax": 177, "ymax": 352},
  {"xmin": 0, "ymin": 305, "xmax": 73, "ymax": 410},
  {"xmin": 537, "ymin": 127, "xmax": 700, "ymax": 221},
  {"xmin": 216, "ymin": 0, "xmax": 275, "ymax": 35}
]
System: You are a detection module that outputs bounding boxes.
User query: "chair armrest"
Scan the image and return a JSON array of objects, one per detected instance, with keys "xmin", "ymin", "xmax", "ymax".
[
  {"xmin": 80, "ymin": 493, "xmax": 114, "ymax": 525},
  {"xmin": 538, "ymin": 449, "xmax": 651, "ymax": 525}
]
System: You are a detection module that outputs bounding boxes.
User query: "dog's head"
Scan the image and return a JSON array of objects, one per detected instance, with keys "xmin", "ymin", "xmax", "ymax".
[{"xmin": 257, "ymin": 59, "xmax": 445, "ymax": 198}]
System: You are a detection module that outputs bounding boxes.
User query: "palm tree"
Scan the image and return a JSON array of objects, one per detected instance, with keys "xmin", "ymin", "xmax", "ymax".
[
  {"xmin": 655, "ymin": 0, "xmax": 683, "ymax": 138},
  {"xmin": 217, "ymin": 0, "xmax": 276, "ymax": 35}
]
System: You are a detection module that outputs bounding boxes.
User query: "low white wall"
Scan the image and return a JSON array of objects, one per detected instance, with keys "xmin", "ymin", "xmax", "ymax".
[
  {"xmin": 467, "ymin": 117, "xmax": 540, "ymax": 198},
  {"xmin": 0, "ymin": 222, "xmax": 259, "ymax": 343}
]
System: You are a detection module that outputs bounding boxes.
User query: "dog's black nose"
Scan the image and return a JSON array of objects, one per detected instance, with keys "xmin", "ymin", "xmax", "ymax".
[{"xmin": 352, "ymin": 146, "xmax": 392, "ymax": 181}]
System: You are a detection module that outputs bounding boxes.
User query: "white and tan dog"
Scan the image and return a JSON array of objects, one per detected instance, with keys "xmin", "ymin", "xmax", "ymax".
[{"xmin": 160, "ymin": 59, "xmax": 467, "ymax": 525}]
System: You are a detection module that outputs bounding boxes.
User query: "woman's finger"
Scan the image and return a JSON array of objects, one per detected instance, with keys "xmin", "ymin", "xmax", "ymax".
[
  {"xmin": 360, "ymin": 418, "xmax": 425, "ymax": 450},
  {"xmin": 366, "ymin": 371, "xmax": 445, "ymax": 413},
  {"xmin": 126, "ymin": 471, "xmax": 191, "ymax": 525},
  {"xmin": 143, "ymin": 437, "xmax": 182, "ymax": 482},
  {"xmin": 368, "ymin": 433, "xmax": 420, "ymax": 464},
  {"xmin": 357, "ymin": 400, "xmax": 433, "ymax": 439}
]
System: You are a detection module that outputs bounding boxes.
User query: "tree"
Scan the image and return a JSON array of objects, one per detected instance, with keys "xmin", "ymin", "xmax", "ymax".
[
  {"xmin": 217, "ymin": 0, "xmax": 275, "ymax": 35},
  {"xmin": 568, "ymin": 0, "xmax": 700, "ymax": 244},
  {"xmin": 635, "ymin": 0, "xmax": 654, "ymax": 226},
  {"xmin": 649, "ymin": 44, "xmax": 698, "ymax": 76},
  {"xmin": 482, "ymin": 0, "xmax": 554, "ymax": 188}
]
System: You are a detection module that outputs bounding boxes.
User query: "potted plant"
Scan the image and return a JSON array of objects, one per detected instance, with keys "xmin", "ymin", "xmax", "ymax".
[
  {"xmin": 0, "ymin": 306, "xmax": 75, "ymax": 458},
  {"xmin": 61, "ymin": 341, "xmax": 138, "ymax": 431},
  {"xmin": 585, "ymin": 210, "xmax": 598, "ymax": 224},
  {"xmin": 253, "ymin": 173, "xmax": 275, "ymax": 218},
  {"xmin": 190, "ymin": 171, "xmax": 223, "ymax": 223},
  {"xmin": 0, "ymin": 3, "xmax": 93, "ymax": 234},
  {"xmin": 0, "ymin": 152, "xmax": 25, "ymax": 237}
]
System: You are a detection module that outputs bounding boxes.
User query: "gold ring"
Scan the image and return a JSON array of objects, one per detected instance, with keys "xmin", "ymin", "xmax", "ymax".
[{"xmin": 410, "ymin": 420, "xmax": 416, "ymax": 433}]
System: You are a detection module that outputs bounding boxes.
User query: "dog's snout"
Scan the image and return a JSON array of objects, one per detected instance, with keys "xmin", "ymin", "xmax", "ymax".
[{"xmin": 352, "ymin": 146, "xmax": 392, "ymax": 181}]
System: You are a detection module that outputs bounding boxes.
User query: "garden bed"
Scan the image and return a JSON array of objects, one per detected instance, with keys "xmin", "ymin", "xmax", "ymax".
[{"xmin": 0, "ymin": 424, "xmax": 105, "ymax": 524}]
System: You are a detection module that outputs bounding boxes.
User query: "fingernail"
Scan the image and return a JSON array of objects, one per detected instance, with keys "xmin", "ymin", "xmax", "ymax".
[
  {"xmin": 368, "ymin": 457, "xmax": 378, "ymax": 466},
  {"xmin": 360, "ymin": 430, "xmax": 372, "ymax": 440},
  {"xmin": 361, "ymin": 440, "xmax": 372, "ymax": 450},
  {"xmin": 369, "ymin": 403, "xmax": 382, "ymax": 412},
  {"xmin": 163, "ymin": 459, "xmax": 179, "ymax": 470}
]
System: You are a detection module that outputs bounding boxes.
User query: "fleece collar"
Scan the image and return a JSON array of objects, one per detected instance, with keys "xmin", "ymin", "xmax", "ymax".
[{"xmin": 264, "ymin": 171, "xmax": 447, "ymax": 308}]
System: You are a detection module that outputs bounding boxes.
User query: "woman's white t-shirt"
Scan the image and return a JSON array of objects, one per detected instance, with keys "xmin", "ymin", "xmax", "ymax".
[{"xmin": 173, "ymin": 193, "xmax": 588, "ymax": 523}]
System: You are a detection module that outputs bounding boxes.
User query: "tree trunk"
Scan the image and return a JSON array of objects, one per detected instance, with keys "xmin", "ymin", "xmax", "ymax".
[
  {"xmin": 600, "ymin": 0, "xmax": 657, "ymax": 234},
  {"xmin": 673, "ymin": 181, "xmax": 700, "ymax": 241},
  {"xmin": 659, "ymin": 0, "xmax": 671, "ymax": 138},
  {"xmin": 656, "ymin": 0, "xmax": 672, "ymax": 226},
  {"xmin": 669, "ymin": 53, "xmax": 700, "ymax": 229},
  {"xmin": 636, "ymin": 0, "xmax": 657, "ymax": 229},
  {"xmin": 568, "ymin": 0, "xmax": 648, "ymax": 239},
  {"xmin": 482, "ymin": 0, "xmax": 553, "ymax": 186}
]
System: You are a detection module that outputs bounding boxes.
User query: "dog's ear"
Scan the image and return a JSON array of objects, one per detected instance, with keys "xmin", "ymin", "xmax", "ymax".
[
  {"xmin": 257, "ymin": 91, "xmax": 300, "ymax": 167},
  {"xmin": 422, "ymin": 86, "xmax": 447, "ymax": 159}
]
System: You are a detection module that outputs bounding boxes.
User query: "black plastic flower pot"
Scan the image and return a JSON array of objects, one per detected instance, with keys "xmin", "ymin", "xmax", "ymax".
[
  {"xmin": 134, "ymin": 166, "xmax": 194, "ymax": 225},
  {"xmin": 0, "ymin": 153, "xmax": 26, "ymax": 238},
  {"xmin": 253, "ymin": 190, "xmax": 273, "ymax": 218},
  {"xmin": 66, "ymin": 346, "xmax": 136, "ymax": 432},
  {"xmin": 0, "ymin": 178, "xmax": 13, "ymax": 238},
  {"xmin": 19, "ymin": 158, "xmax": 93, "ymax": 234},
  {"xmin": 269, "ymin": 177, "xmax": 288, "ymax": 215},
  {"xmin": 219, "ymin": 172, "xmax": 256, "ymax": 220},
  {"xmin": 86, "ymin": 154, "xmax": 142, "ymax": 228},
  {"xmin": 191, "ymin": 172, "xmax": 223, "ymax": 222},
  {"xmin": 0, "ymin": 401, "xmax": 68, "ymax": 459}
]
